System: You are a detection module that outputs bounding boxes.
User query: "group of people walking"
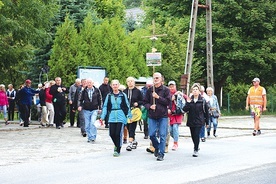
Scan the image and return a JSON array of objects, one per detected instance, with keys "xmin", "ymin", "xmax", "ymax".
[{"xmin": 0, "ymin": 74, "xmax": 266, "ymax": 161}]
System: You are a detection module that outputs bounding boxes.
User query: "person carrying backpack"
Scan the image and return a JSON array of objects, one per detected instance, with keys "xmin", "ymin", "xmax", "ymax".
[{"xmin": 168, "ymin": 81, "xmax": 186, "ymax": 151}]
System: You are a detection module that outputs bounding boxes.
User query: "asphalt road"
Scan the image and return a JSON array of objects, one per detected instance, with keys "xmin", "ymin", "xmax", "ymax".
[{"xmin": 0, "ymin": 116, "xmax": 276, "ymax": 184}]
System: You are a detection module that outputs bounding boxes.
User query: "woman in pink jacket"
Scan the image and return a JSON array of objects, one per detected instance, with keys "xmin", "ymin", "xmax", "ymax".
[{"xmin": 0, "ymin": 84, "xmax": 9, "ymax": 125}]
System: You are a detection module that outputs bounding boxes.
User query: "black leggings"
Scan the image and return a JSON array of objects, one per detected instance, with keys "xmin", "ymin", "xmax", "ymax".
[
  {"xmin": 126, "ymin": 121, "xmax": 137, "ymax": 140},
  {"xmin": 189, "ymin": 127, "xmax": 201, "ymax": 151},
  {"xmin": 109, "ymin": 123, "xmax": 124, "ymax": 153}
]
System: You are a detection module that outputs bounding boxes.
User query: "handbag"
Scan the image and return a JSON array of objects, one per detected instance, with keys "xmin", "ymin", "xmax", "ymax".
[
  {"xmin": 211, "ymin": 109, "xmax": 219, "ymax": 118},
  {"xmin": 128, "ymin": 107, "xmax": 142, "ymax": 123}
]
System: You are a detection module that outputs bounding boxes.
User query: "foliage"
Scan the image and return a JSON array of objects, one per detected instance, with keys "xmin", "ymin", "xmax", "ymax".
[
  {"xmin": 123, "ymin": 0, "xmax": 142, "ymax": 8},
  {"xmin": 94, "ymin": 0, "xmax": 125, "ymax": 20},
  {"xmin": 0, "ymin": 0, "xmax": 57, "ymax": 87},
  {"xmin": 48, "ymin": 16, "xmax": 82, "ymax": 86}
]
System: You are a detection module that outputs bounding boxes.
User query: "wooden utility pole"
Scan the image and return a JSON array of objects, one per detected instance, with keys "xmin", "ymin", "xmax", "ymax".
[{"xmin": 184, "ymin": 0, "xmax": 214, "ymax": 94}]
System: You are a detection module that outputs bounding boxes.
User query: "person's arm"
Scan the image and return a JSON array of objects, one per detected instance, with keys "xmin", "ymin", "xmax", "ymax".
[{"xmin": 263, "ymin": 95, "xmax": 267, "ymax": 111}]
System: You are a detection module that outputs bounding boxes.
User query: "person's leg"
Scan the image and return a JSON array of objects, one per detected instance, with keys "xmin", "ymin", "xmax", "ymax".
[
  {"xmin": 90, "ymin": 110, "xmax": 98, "ymax": 141},
  {"xmin": 84, "ymin": 110, "xmax": 92, "ymax": 141},
  {"xmin": 213, "ymin": 117, "xmax": 218, "ymax": 137},
  {"xmin": 114, "ymin": 123, "xmax": 124, "ymax": 154},
  {"xmin": 200, "ymin": 126, "xmax": 206, "ymax": 141},
  {"xmin": 126, "ymin": 121, "xmax": 138, "ymax": 150},
  {"xmin": 46, "ymin": 102, "xmax": 54, "ymax": 126},
  {"xmin": 148, "ymin": 118, "xmax": 159, "ymax": 154},
  {"xmin": 40, "ymin": 106, "xmax": 48, "ymax": 125},
  {"xmin": 158, "ymin": 117, "xmax": 168, "ymax": 158},
  {"xmin": 123, "ymin": 125, "xmax": 128, "ymax": 143},
  {"xmin": 60, "ymin": 104, "xmax": 67, "ymax": 126},
  {"xmin": 69, "ymin": 104, "xmax": 75, "ymax": 126},
  {"xmin": 143, "ymin": 118, "xmax": 149, "ymax": 138},
  {"xmin": 79, "ymin": 110, "xmax": 86, "ymax": 136}
]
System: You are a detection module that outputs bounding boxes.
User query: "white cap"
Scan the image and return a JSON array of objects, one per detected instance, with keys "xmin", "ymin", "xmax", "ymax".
[
  {"xmin": 252, "ymin": 78, "xmax": 260, "ymax": 82},
  {"xmin": 168, "ymin": 81, "xmax": 176, "ymax": 86}
]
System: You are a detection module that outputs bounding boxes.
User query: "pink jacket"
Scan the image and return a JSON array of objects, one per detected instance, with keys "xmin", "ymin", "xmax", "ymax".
[
  {"xmin": 0, "ymin": 91, "xmax": 9, "ymax": 106},
  {"xmin": 168, "ymin": 90, "xmax": 183, "ymax": 125}
]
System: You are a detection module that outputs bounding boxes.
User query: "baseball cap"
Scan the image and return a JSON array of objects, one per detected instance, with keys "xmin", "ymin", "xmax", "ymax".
[
  {"xmin": 25, "ymin": 79, "xmax": 32, "ymax": 84},
  {"xmin": 252, "ymin": 78, "xmax": 260, "ymax": 82},
  {"xmin": 168, "ymin": 81, "xmax": 176, "ymax": 86}
]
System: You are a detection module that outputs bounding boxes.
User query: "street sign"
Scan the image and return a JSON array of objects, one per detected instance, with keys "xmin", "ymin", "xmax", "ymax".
[{"xmin": 146, "ymin": 52, "xmax": 162, "ymax": 66}]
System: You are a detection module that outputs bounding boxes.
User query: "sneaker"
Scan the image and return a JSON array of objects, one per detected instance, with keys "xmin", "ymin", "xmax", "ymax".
[
  {"xmin": 91, "ymin": 140, "xmax": 95, "ymax": 144},
  {"xmin": 213, "ymin": 134, "xmax": 217, "ymax": 137},
  {"xmin": 192, "ymin": 151, "xmax": 199, "ymax": 157},
  {"xmin": 172, "ymin": 144, "xmax": 178, "ymax": 151},
  {"xmin": 82, "ymin": 132, "xmax": 87, "ymax": 137},
  {"xmin": 252, "ymin": 130, "xmax": 257, "ymax": 136},
  {"xmin": 157, "ymin": 155, "xmax": 164, "ymax": 161},
  {"xmin": 123, "ymin": 139, "xmax": 127, "ymax": 144},
  {"xmin": 257, "ymin": 130, "xmax": 261, "ymax": 135},
  {"xmin": 5, "ymin": 121, "xmax": 10, "ymax": 125},
  {"xmin": 19, "ymin": 122, "xmax": 24, "ymax": 126},
  {"xmin": 131, "ymin": 141, "xmax": 138, "ymax": 149},
  {"xmin": 126, "ymin": 143, "xmax": 132, "ymax": 151},
  {"xmin": 154, "ymin": 149, "xmax": 159, "ymax": 157},
  {"xmin": 113, "ymin": 151, "xmax": 120, "ymax": 157},
  {"xmin": 144, "ymin": 136, "xmax": 148, "ymax": 139},
  {"xmin": 201, "ymin": 137, "xmax": 206, "ymax": 142}
]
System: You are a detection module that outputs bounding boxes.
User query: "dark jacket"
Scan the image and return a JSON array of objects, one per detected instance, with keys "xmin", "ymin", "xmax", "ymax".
[
  {"xmin": 123, "ymin": 87, "xmax": 143, "ymax": 108},
  {"xmin": 79, "ymin": 86, "xmax": 102, "ymax": 111},
  {"xmin": 18, "ymin": 87, "xmax": 38, "ymax": 105},
  {"xmin": 72, "ymin": 85, "xmax": 84, "ymax": 110},
  {"xmin": 99, "ymin": 83, "xmax": 112, "ymax": 102},
  {"xmin": 39, "ymin": 89, "xmax": 46, "ymax": 106},
  {"xmin": 183, "ymin": 94, "xmax": 209, "ymax": 127},
  {"xmin": 143, "ymin": 85, "xmax": 171, "ymax": 119},
  {"xmin": 49, "ymin": 84, "xmax": 68, "ymax": 104}
]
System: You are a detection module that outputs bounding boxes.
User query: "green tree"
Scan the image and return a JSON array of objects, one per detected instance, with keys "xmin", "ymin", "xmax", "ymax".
[
  {"xmin": 0, "ymin": 0, "xmax": 57, "ymax": 86},
  {"xmin": 48, "ymin": 16, "xmax": 83, "ymax": 86},
  {"xmin": 94, "ymin": 0, "xmax": 125, "ymax": 20}
]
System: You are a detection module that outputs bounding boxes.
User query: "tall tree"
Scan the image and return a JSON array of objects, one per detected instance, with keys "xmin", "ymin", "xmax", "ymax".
[
  {"xmin": 0, "ymin": 0, "xmax": 57, "ymax": 86},
  {"xmin": 48, "ymin": 16, "xmax": 83, "ymax": 86}
]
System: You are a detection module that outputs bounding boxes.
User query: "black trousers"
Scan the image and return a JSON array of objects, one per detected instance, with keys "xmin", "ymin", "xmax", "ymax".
[
  {"xmin": 143, "ymin": 119, "xmax": 148, "ymax": 136},
  {"xmin": 109, "ymin": 123, "xmax": 124, "ymax": 153},
  {"xmin": 8, "ymin": 100, "xmax": 15, "ymax": 121},
  {"xmin": 69, "ymin": 104, "xmax": 76, "ymax": 126},
  {"xmin": 126, "ymin": 121, "xmax": 137, "ymax": 140},
  {"xmin": 53, "ymin": 102, "xmax": 66, "ymax": 127},
  {"xmin": 19, "ymin": 104, "xmax": 31, "ymax": 127},
  {"xmin": 189, "ymin": 126, "xmax": 201, "ymax": 151}
]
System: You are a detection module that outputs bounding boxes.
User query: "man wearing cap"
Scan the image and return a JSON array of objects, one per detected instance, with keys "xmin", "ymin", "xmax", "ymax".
[
  {"xmin": 246, "ymin": 77, "xmax": 267, "ymax": 136},
  {"xmin": 17, "ymin": 80, "xmax": 39, "ymax": 127}
]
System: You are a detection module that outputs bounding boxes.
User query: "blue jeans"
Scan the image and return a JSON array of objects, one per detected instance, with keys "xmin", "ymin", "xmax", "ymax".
[
  {"xmin": 170, "ymin": 124, "xmax": 179, "ymax": 142},
  {"xmin": 207, "ymin": 116, "xmax": 218, "ymax": 132},
  {"xmin": 84, "ymin": 110, "xmax": 98, "ymax": 141},
  {"xmin": 148, "ymin": 117, "xmax": 168, "ymax": 157},
  {"xmin": 200, "ymin": 125, "xmax": 205, "ymax": 138}
]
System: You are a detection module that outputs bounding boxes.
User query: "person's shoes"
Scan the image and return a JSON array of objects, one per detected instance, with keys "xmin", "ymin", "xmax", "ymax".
[
  {"xmin": 82, "ymin": 132, "xmax": 87, "ymax": 137},
  {"xmin": 252, "ymin": 130, "xmax": 257, "ymax": 136},
  {"xmin": 40, "ymin": 122, "xmax": 45, "ymax": 127},
  {"xmin": 56, "ymin": 126, "xmax": 61, "ymax": 129},
  {"xmin": 5, "ymin": 121, "xmax": 10, "ymax": 125},
  {"xmin": 91, "ymin": 140, "xmax": 95, "ymax": 144},
  {"xmin": 201, "ymin": 137, "xmax": 206, "ymax": 142},
  {"xmin": 131, "ymin": 141, "xmax": 138, "ymax": 149},
  {"xmin": 146, "ymin": 147, "xmax": 154, "ymax": 154},
  {"xmin": 213, "ymin": 134, "xmax": 217, "ymax": 137},
  {"xmin": 126, "ymin": 143, "xmax": 132, "ymax": 151},
  {"xmin": 144, "ymin": 135, "xmax": 148, "ymax": 139},
  {"xmin": 193, "ymin": 150, "xmax": 199, "ymax": 157},
  {"xmin": 157, "ymin": 155, "xmax": 164, "ymax": 161},
  {"xmin": 105, "ymin": 125, "xmax": 109, "ymax": 128},
  {"xmin": 123, "ymin": 138, "xmax": 127, "ymax": 144},
  {"xmin": 154, "ymin": 149, "xmax": 159, "ymax": 157},
  {"xmin": 63, "ymin": 122, "xmax": 66, "ymax": 125},
  {"xmin": 19, "ymin": 122, "xmax": 23, "ymax": 126},
  {"xmin": 172, "ymin": 144, "xmax": 178, "ymax": 151},
  {"xmin": 257, "ymin": 130, "xmax": 261, "ymax": 135},
  {"xmin": 23, "ymin": 125, "xmax": 29, "ymax": 127},
  {"xmin": 113, "ymin": 151, "xmax": 120, "ymax": 157},
  {"xmin": 68, "ymin": 125, "xmax": 74, "ymax": 128}
]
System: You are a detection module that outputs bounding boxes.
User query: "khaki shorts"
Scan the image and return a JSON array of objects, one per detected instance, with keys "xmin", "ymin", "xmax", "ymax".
[{"xmin": 250, "ymin": 105, "xmax": 263, "ymax": 118}]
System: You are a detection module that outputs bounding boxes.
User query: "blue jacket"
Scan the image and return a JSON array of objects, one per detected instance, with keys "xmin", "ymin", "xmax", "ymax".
[
  {"xmin": 209, "ymin": 95, "xmax": 220, "ymax": 113},
  {"xmin": 18, "ymin": 87, "xmax": 38, "ymax": 105},
  {"xmin": 101, "ymin": 92, "xmax": 131, "ymax": 124}
]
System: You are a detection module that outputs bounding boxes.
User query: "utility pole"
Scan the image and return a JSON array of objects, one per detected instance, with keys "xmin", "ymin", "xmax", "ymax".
[{"xmin": 183, "ymin": 0, "xmax": 214, "ymax": 95}]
